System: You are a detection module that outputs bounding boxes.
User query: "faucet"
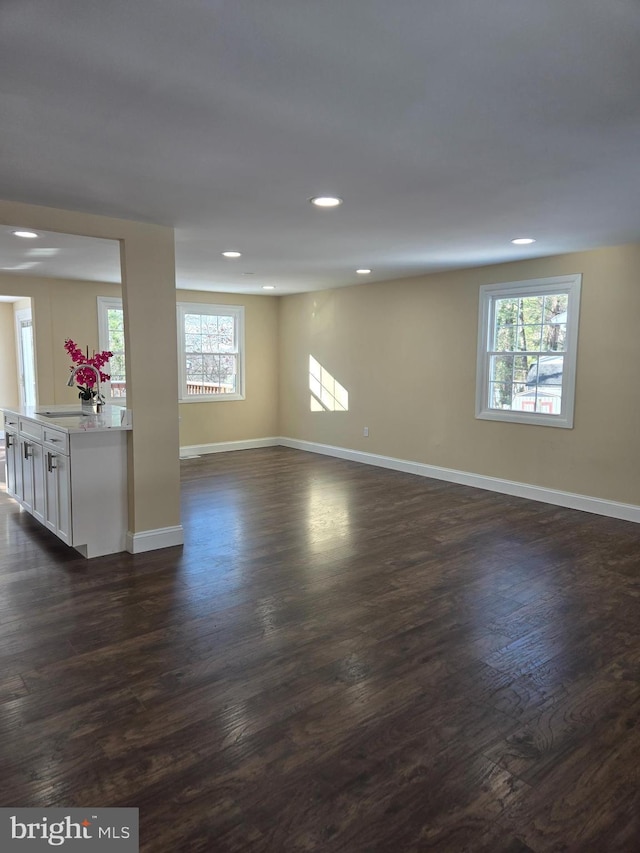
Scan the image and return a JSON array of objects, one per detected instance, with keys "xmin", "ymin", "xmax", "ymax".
[{"xmin": 67, "ymin": 364, "xmax": 105, "ymax": 412}]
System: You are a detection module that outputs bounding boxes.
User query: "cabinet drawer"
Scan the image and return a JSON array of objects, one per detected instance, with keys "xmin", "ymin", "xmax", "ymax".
[
  {"xmin": 3, "ymin": 412, "xmax": 19, "ymax": 430},
  {"xmin": 19, "ymin": 418, "xmax": 43, "ymax": 441},
  {"xmin": 43, "ymin": 427, "xmax": 69, "ymax": 454}
]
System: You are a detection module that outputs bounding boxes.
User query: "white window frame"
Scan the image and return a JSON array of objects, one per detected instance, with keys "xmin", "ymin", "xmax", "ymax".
[
  {"xmin": 476, "ymin": 274, "xmax": 581, "ymax": 429},
  {"xmin": 97, "ymin": 296, "xmax": 126, "ymax": 402},
  {"xmin": 177, "ymin": 302, "xmax": 245, "ymax": 402}
]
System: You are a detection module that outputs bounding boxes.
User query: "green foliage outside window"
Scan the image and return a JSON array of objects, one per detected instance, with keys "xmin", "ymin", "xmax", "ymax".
[{"xmin": 491, "ymin": 294, "xmax": 567, "ymax": 408}]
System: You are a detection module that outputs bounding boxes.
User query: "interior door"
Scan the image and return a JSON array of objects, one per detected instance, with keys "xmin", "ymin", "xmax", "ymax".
[{"xmin": 15, "ymin": 307, "xmax": 36, "ymax": 408}]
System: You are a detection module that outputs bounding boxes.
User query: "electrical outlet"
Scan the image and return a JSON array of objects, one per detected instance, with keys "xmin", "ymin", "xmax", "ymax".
[{"xmin": 363, "ymin": 426, "xmax": 369, "ymax": 437}]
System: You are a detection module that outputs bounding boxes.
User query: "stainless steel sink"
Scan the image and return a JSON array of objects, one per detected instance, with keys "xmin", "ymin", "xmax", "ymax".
[{"xmin": 35, "ymin": 410, "xmax": 89, "ymax": 418}]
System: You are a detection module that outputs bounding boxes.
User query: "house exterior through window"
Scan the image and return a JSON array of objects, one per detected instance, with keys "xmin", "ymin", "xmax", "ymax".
[{"xmin": 476, "ymin": 274, "xmax": 581, "ymax": 428}]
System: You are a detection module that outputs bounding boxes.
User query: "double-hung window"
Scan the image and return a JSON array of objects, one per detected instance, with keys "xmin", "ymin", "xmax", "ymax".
[
  {"xmin": 177, "ymin": 303, "xmax": 245, "ymax": 401},
  {"xmin": 97, "ymin": 296, "xmax": 126, "ymax": 400},
  {"xmin": 476, "ymin": 274, "xmax": 581, "ymax": 428}
]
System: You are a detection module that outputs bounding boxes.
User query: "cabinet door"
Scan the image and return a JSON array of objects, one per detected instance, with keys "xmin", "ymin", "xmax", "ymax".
[
  {"xmin": 31, "ymin": 440, "xmax": 45, "ymax": 525},
  {"xmin": 4, "ymin": 430, "xmax": 18, "ymax": 498},
  {"xmin": 44, "ymin": 451, "xmax": 72, "ymax": 545},
  {"xmin": 20, "ymin": 438, "xmax": 45, "ymax": 524},
  {"xmin": 20, "ymin": 437, "xmax": 34, "ymax": 511}
]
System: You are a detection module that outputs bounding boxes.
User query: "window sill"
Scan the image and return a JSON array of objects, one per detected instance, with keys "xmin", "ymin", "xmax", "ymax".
[
  {"xmin": 179, "ymin": 395, "xmax": 245, "ymax": 403},
  {"xmin": 476, "ymin": 409, "xmax": 573, "ymax": 429}
]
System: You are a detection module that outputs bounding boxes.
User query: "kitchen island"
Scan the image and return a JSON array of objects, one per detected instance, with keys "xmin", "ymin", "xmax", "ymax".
[{"xmin": 2, "ymin": 405, "xmax": 132, "ymax": 558}]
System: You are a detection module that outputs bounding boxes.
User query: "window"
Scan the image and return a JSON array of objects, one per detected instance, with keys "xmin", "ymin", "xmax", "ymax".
[
  {"xmin": 177, "ymin": 303, "xmax": 244, "ymax": 401},
  {"xmin": 476, "ymin": 274, "xmax": 581, "ymax": 428},
  {"xmin": 97, "ymin": 297, "xmax": 126, "ymax": 400}
]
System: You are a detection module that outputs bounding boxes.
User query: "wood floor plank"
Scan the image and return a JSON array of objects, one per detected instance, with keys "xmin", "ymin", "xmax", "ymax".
[{"xmin": 1, "ymin": 446, "xmax": 639, "ymax": 850}]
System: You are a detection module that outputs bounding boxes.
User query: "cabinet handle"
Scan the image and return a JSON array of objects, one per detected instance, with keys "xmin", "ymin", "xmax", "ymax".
[
  {"xmin": 6, "ymin": 436, "xmax": 12, "ymax": 448},
  {"xmin": 48, "ymin": 438, "xmax": 61, "ymax": 442},
  {"xmin": 24, "ymin": 442, "xmax": 32, "ymax": 460},
  {"xmin": 47, "ymin": 452, "xmax": 57, "ymax": 473}
]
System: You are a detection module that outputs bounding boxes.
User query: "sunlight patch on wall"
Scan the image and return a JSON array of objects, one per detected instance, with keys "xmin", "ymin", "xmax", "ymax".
[{"xmin": 309, "ymin": 355, "xmax": 349, "ymax": 412}]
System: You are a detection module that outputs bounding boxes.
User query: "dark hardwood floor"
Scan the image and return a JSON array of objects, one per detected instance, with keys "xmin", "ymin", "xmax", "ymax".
[{"xmin": 1, "ymin": 445, "xmax": 639, "ymax": 851}]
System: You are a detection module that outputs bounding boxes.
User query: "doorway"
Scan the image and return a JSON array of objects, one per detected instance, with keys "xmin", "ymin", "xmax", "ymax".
[{"xmin": 15, "ymin": 305, "xmax": 36, "ymax": 408}]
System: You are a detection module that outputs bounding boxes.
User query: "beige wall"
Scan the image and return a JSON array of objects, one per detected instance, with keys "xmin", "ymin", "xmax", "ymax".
[
  {"xmin": 0, "ymin": 198, "xmax": 180, "ymax": 538},
  {"xmin": 177, "ymin": 290, "xmax": 279, "ymax": 447},
  {"xmin": 278, "ymin": 243, "xmax": 640, "ymax": 506},
  {"xmin": 3, "ymin": 233, "xmax": 639, "ymax": 520},
  {"xmin": 0, "ymin": 274, "xmax": 122, "ymax": 406},
  {"xmin": 0, "ymin": 303, "xmax": 19, "ymax": 408},
  {"xmin": 0, "ymin": 276, "xmax": 280, "ymax": 448}
]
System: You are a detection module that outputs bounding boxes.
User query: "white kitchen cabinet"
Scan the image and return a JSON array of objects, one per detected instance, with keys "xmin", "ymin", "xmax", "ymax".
[
  {"xmin": 44, "ymin": 445, "xmax": 72, "ymax": 545},
  {"xmin": 3, "ymin": 409, "xmax": 130, "ymax": 558},
  {"xmin": 4, "ymin": 418, "xmax": 22, "ymax": 498},
  {"xmin": 19, "ymin": 434, "xmax": 45, "ymax": 524}
]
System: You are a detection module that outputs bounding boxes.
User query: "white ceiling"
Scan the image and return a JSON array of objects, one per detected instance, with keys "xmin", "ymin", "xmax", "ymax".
[
  {"xmin": 1, "ymin": 0, "xmax": 639, "ymax": 294},
  {"xmin": 0, "ymin": 229, "xmax": 120, "ymax": 282}
]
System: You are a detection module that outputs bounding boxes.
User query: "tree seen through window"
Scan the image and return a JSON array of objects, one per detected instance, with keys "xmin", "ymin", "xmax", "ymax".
[{"xmin": 490, "ymin": 294, "xmax": 568, "ymax": 411}]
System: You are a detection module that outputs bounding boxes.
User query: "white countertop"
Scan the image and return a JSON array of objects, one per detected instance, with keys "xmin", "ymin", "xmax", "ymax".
[{"xmin": 2, "ymin": 404, "xmax": 132, "ymax": 433}]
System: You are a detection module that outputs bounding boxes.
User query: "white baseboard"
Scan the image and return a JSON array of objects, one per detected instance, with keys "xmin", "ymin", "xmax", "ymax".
[
  {"xmin": 126, "ymin": 525, "xmax": 184, "ymax": 554},
  {"xmin": 180, "ymin": 437, "xmax": 280, "ymax": 457},
  {"xmin": 278, "ymin": 437, "xmax": 640, "ymax": 524}
]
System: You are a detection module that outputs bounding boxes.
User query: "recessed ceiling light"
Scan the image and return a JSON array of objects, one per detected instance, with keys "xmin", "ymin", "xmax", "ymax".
[
  {"xmin": 356, "ymin": 269, "xmax": 372, "ymax": 274},
  {"xmin": 262, "ymin": 285, "xmax": 276, "ymax": 290},
  {"xmin": 511, "ymin": 237, "xmax": 536, "ymax": 245},
  {"xmin": 222, "ymin": 250, "xmax": 242, "ymax": 258},
  {"xmin": 310, "ymin": 196, "xmax": 343, "ymax": 208},
  {"xmin": 12, "ymin": 230, "xmax": 39, "ymax": 239}
]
